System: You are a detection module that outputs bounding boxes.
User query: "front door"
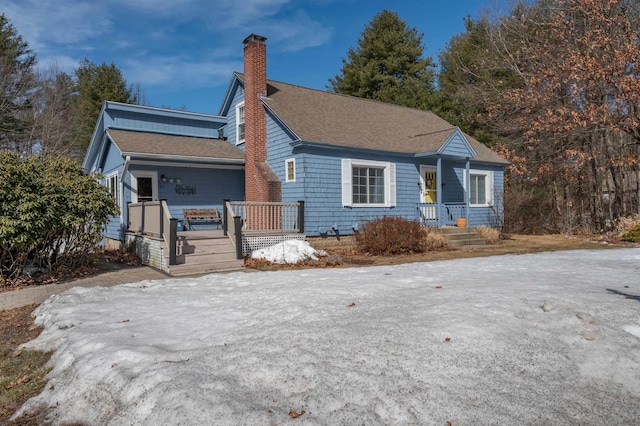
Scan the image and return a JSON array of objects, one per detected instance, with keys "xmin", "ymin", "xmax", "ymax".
[
  {"xmin": 423, "ymin": 171, "xmax": 437, "ymax": 202},
  {"xmin": 131, "ymin": 171, "xmax": 158, "ymax": 203},
  {"xmin": 420, "ymin": 166, "xmax": 438, "ymax": 222}
]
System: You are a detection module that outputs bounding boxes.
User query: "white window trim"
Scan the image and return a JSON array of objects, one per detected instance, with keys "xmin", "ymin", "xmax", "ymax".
[
  {"xmin": 285, "ymin": 158, "xmax": 296, "ymax": 182},
  {"xmin": 465, "ymin": 169, "xmax": 493, "ymax": 208},
  {"xmin": 341, "ymin": 159, "xmax": 396, "ymax": 208},
  {"xmin": 130, "ymin": 170, "xmax": 158, "ymax": 204},
  {"xmin": 236, "ymin": 101, "xmax": 245, "ymax": 145},
  {"xmin": 105, "ymin": 171, "xmax": 123, "ymax": 223}
]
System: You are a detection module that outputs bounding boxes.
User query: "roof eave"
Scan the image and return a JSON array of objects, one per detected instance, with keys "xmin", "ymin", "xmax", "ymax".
[{"xmin": 120, "ymin": 152, "xmax": 245, "ymax": 164}]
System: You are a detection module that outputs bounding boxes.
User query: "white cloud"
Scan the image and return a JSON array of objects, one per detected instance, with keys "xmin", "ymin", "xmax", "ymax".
[
  {"xmin": 4, "ymin": 0, "xmax": 112, "ymax": 51},
  {"xmin": 123, "ymin": 54, "xmax": 242, "ymax": 89}
]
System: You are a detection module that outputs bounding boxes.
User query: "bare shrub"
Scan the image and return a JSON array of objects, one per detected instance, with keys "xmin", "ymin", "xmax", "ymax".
[
  {"xmin": 476, "ymin": 226, "xmax": 500, "ymax": 244},
  {"xmin": 355, "ymin": 216, "xmax": 427, "ymax": 255},
  {"xmin": 615, "ymin": 215, "xmax": 640, "ymax": 236}
]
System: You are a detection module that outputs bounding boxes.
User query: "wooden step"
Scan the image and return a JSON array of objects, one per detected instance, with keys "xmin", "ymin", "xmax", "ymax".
[
  {"xmin": 165, "ymin": 234, "xmax": 244, "ymax": 276},
  {"xmin": 168, "ymin": 255, "xmax": 244, "ymax": 276}
]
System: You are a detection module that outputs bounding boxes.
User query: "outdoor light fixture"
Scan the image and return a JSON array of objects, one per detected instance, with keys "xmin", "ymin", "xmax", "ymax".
[{"xmin": 161, "ymin": 174, "xmax": 167, "ymax": 183}]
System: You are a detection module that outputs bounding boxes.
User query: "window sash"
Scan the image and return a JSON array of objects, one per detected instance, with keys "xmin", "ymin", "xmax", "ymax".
[
  {"xmin": 286, "ymin": 159, "xmax": 295, "ymax": 182},
  {"xmin": 469, "ymin": 171, "xmax": 491, "ymax": 206},
  {"xmin": 236, "ymin": 103, "xmax": 245, "ymax": 144},
  {"xmin": 352, "ymin": 166, "xmax": 385, "ymax": 205}
]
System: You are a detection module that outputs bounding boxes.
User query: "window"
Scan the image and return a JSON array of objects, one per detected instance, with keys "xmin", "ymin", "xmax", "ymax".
[
  {"xmin": 105, "ymin": 173, "xmax": 119, "ymax": 203},
  {"xmin": 341, "ymin": 159, "xmax": 396, "ymax": 207},
  {"xmin": 468, "ymin": 170, "xmax": 493, "ymax": 207},
  {"xmin": 236, "ymin": 102, "xmax": 245, "ymax": 145},
  {"xmin": 285, "ymin": 158, "xmax": 296, "ymax": 182},
  {"xmin": 137, "ymin": 178, "xmax": 153, "ymax": 202},
  {"xmin": 131, "ymin": 171, "xmax": 157, "ymax": 203}
]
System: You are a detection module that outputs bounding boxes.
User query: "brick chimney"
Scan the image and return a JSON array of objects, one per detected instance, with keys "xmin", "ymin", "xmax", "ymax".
[{"xmin": 243, "ymin": 34, "xmax": 281, "ymax": 203}]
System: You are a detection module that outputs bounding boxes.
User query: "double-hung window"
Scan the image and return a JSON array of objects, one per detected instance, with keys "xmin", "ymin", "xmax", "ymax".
[
  {"xmin": 105, "ymin": 172, "xmax": 119, "ymax": 204},
  {"xmin": 236, "ymin": 102, "xmax": 245, "ymax": 145},
  {"xmin": 285, "ymin": 158, "xmax": 296, "ymax": 182},
  {"xmin": 468, "ymin": 170, "xmax": 493, "ymax": 207},
  {"xmin": 342, "ymin": 159, "xmax": 396, "ymax": 207}
]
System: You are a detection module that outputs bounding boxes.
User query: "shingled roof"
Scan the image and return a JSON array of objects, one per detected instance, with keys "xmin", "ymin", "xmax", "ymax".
[
  {"xmin": 106, "ymin": 129, "xmax": 244, "ymax": 161},
  {"xmin": 240, "ymin": 74, "xmax": 507, "ymax": 164}
]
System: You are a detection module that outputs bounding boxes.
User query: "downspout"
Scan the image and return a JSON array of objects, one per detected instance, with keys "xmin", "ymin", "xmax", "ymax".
[
  {"xmin": 120, "ymin": 156, "xmax": 130, "ymax": 183},
  {"xmin": 120, "ymin": 156, "xmax": 131, "ymax": 239},
  {"xmin": 465, "ymin": 158, "xmax": 470, "ymax": 224},
  {"xmin": 436, "ymin": 155, "xmax": 442, "ymax": 227}
]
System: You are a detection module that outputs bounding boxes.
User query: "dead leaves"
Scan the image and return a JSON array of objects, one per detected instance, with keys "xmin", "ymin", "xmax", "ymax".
[
  {"xmin": 289, "ymin": 409, "xmax": 305, "ymax": 418},
  {"xmin": 8, "ymin": 375, "xmax": 29, "ymax": 388},
  {"xmin": 347, "ymin": 302, "xmax": 356, "ymax": 307}
]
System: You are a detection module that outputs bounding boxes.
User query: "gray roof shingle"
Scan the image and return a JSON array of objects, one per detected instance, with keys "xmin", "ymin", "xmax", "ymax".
[
  {"xmin": 250, "ymin": 75, "xmax": 507, "ymax": 164},
  {"xmin": 106, "ymin": 129, "xmax": 244, "ymax": 161}
]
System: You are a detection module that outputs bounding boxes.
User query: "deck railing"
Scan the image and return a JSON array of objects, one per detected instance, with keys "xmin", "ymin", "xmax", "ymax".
[
  {"xmin": 417, "ymin": 202, "xmax": 467, "ymax": 227},
  {"xmin": 127, "ymin": 200, "xmax": 177, "ymax": 264},
  {"xmin": 226, "ymin": 201, "xmax": 304, "ymax": 233}
]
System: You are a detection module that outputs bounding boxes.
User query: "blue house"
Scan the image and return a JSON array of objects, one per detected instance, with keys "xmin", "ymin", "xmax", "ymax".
[{"xmin": 84, "ymin": 34, "xmax": 507, "ymax": 259}]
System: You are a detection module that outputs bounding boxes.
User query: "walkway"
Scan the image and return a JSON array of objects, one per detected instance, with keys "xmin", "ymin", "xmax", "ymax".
[{"xmin": 0, "ymin": 264, "xmax": 170, "ymax": 312}]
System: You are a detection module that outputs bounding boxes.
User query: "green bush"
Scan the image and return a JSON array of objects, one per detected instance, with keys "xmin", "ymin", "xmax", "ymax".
[
  {"xmin": 355, "ymin": 216, "xmax": 427, "ymax": 255},
  {"xmin": 0, "ymin": 153, "xmax": 118, "ymax": 279},
  {"xmin": 621, "ymin": 224, "xmax": 640, "ymax": 243}
]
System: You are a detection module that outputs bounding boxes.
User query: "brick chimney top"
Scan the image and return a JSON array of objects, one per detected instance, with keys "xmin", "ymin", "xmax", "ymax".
[{"xmin": 243, "ymin": 34, "xmax": 267, "ymax": 46}]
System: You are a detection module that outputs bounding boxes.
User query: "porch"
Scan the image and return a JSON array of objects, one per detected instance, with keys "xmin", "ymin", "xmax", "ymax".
[
  {"xmin": 125, "ymin": 199, "xmax": 305, "ymax": 275},
  {"xmin": 417, "ymin": 202, "xmax": 467, "ymax": 227}
]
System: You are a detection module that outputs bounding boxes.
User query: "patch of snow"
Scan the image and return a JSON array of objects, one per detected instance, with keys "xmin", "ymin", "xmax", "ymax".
[
  {"xmin": 251, "ymin": 239, "xmax": 326, "ymax": 264},
  {"xmin": 13, "ymin": 248, "xmax": 640, "ymax": 425}
]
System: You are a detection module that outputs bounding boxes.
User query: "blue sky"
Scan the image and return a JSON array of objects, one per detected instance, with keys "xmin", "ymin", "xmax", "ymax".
[{"xmin": 4, "ymin": 0, "xmax": 500, "ymax": 115}]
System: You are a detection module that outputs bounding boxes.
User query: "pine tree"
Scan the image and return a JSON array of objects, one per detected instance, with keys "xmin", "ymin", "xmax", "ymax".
[
  {"xmin": 72, "ymin": 58, "xmax": 136, "ymax": 152},
  {"xmin": 0, "ymin": 14, "xmax": 37, "ymax": 153},
  {"xmin": 328, "ymin": 10, "xmax": 436, "ymax": 109}
]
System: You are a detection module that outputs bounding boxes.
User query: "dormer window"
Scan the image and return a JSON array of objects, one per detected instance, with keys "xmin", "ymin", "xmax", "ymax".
[{"xmin": 236, "ymin": 102, "xmax": 245, "ymax": 145}]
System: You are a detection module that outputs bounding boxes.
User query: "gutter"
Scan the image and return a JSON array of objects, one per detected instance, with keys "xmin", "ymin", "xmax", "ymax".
[{"xmin": 120, "ymin": 156, "xmax": 130, "ymax": 183}]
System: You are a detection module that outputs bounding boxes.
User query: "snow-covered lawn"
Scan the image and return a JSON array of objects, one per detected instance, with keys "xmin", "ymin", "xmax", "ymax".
[{"xmin": 15, "ymin": 248, "xmax": 640, "ymax": 425}]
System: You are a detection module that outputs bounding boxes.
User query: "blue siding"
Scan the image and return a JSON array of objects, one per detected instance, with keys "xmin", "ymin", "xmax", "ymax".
[
  {"xmin": 467, "ymin": 166, "xmax": 504, "ymax": 227},
  {"xmin": 439, "ymin": 130, "xmax": 476, "ymax": 158},
  {"xmin": 126, "ymin": 164, "xmax": 244, "ymax": 230},
  {"xmin": 224, "ymin": 86, "xmax": 245, "ymax": 149}
]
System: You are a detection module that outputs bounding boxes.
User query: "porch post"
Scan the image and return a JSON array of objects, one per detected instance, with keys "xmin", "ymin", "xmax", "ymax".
[
  {"xmin": 297, "ymin": 200, "xmax": 305, "ymax": 233},
  {"xmin": 168, "ymin": 218, "xmax": 177, "ymax": 265},
  {"xmin": 465, "ymin": 158, "xmax": 470, "ymax": 223},
  {"xmin": 223, "ymin": 199, "xmax": 230, "ymax": 236},
  {"xmin": 233, "ymin": 215, "xmax": 243, "ymax": 259},
  {"xmin": 436, "ymin": 155, "xmax": 442, "ymax": 227}
]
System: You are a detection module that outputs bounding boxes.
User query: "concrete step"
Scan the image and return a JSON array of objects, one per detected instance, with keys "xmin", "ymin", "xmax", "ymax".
[
  {"xmin": 439, "ymin": 227, "xmax": 487, "ymax": 247},
  {"xmin": 446, "ymin": 237, "xmax": 487, "ymax": 248}
]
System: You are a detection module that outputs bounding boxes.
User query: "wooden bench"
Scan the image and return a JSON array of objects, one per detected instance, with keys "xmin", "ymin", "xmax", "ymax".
[{"xmin": 183, "ymin": 208, "xmax": 222, "ymax": 230}]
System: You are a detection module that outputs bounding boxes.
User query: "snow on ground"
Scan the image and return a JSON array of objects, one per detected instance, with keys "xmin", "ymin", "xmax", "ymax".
[
  {"xmin": 251, "ymin": 239, "xmax": 326, "ymax": 264},
  {"xmin": 14, "ymin": 248, "xmax": 640, "ymax": 425}
]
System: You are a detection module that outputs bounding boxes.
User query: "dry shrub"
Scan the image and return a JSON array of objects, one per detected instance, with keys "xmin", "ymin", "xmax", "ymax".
[
  {"xmin": 424, "ymin": 228, "xmax": 447, "ymax": 249},
  {"xmin": 476, "ymin": 226, "xmax": 500, "ymax": 244},
  {"xmin": 355, "ymin": 216, "xmax": 427, "ymax": 255},
  {"xmin": 615, "ymin": 215, "xmax": 640, "ymax": 236}
]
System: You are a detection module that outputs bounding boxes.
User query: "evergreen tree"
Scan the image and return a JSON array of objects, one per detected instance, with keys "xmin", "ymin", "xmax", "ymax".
[
  {"xmin": 0, "ymin": 14, "xmax": 37, "ymax": 153},
  {"xmin": 72, "ymin": 58, "xmax": 136, "ymax": 152},
  {"xmin": 329, "ymin": 10, "xmax": 436, "ymax": 109}
]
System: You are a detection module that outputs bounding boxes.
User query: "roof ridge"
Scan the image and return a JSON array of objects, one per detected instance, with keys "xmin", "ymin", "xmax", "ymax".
[
  {"xmin": 234, "ymin": 71, "xmax": 443, "ymax": 118},
  {"xmin": 107, "ymin": 127, "xmax": 222, "ymax": 141}
]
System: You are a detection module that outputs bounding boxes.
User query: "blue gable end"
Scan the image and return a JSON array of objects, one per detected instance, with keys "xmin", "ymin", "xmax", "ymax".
[{"xmin": 438, "ymin": 128, "xmax": 477, "ymax": 159}]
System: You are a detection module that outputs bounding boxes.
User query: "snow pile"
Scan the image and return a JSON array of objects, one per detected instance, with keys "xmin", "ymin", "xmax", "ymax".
[
  {"xmin": 251, "ymin": 239, "xmax": 326, "ymax": 264},
  {"xmin": 13, "ymin": 249, "xmax": 640, "ymax": 425}
]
